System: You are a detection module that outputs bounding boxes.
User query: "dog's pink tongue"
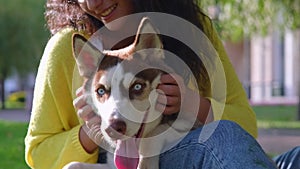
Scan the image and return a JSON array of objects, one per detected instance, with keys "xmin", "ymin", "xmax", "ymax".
[{"xmin": 114, "ymin": 139, "xmax": 139, "ymax": 169}]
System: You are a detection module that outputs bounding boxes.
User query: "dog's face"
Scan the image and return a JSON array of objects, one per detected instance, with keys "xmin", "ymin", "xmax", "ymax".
[{"xmin": 73, "ymin": 18, "xmax": 168, "ymax": 143}]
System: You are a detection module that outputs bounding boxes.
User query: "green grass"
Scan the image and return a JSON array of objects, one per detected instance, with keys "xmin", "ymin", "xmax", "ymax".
[
  {"xmin": 253, "ymin": 105, "xmax": 300, "ymax": 129},
  {"xmin": 0, "ymin": 120, "xmax": 30, "ymax": 169},
  {"xmin": 0, "ymin": 105, "xmax": 299, "ymax": 168}
]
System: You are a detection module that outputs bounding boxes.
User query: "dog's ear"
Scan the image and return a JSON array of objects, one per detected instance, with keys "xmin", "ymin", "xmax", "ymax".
[
  {"xmin": 72, "ymin": 34, "xmax": 103, "ymax": 78},
  {"xmin": 134, "ymin": 17, "xmax": 164, "ymax": 59}
]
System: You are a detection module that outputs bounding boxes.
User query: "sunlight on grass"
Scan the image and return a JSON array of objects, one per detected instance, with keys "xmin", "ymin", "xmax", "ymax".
[
  {"xmin": 0, "ymin": 120, "xmax": 30, "ymax": 169},
  {"xmin": 253, "ymin": 105, "xmax": 300, "ymax": 129},
  {"xmin": 258, "ymin": 121, "xmax": 300, "ymax": 129},
  {"xmin": 0, "ymin": 105, "xmax": 299, "ymax": 168}
]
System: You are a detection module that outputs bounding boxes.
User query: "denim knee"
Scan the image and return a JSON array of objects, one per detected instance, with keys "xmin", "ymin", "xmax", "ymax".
[
  {"xmin": 274, "ymin": 146, "xmax": 300, "ymax": 169},
  {"xmin": 159, "ymin": 120, "xmax": 277, "ymax": 169}
]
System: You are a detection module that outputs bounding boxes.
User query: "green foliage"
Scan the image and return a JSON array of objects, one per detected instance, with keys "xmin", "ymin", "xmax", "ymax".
[
  {"xmin": 0, "ymin": 0, "xmax": 49, "ymax": 108},
  {"xmin": 279, "ymin": 0, "xmax": 300, "ymax": 29},
  {"xmin": 7, "ymin": 91, "xmax": 26, "ymax": 103},
  {"xmin": 0, "ymin": 120, "xmax": 29, "ymax": 169},
  {"xmin": 200, "ymin": 0, "xmax": 300, "ymax": 41},
  {"xmin": 0, "ymin": 0, "xmax": 49, "ymax": 78},
  {"xmin": 5, "ymin": 91, "xmax": 26, "ymax": 109}
]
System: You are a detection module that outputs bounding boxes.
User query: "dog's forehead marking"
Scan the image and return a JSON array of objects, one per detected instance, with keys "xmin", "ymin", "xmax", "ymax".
[
  {"xmin": 98, "ymin": 66, "xmax": 117, "ymax": 86},
  {"xmin": 110, "ymin": 64, "xmax": 124, "ymax": 87},
  {"xmin": 123, "ymin": 72, "xmax": 135, "ymax": 89},
  {"xmin": 109, "ymin": 62, "xmax": 136, "ymax": 89}
]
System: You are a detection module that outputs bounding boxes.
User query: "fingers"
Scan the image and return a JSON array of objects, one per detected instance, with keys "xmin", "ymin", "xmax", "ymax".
[
  {"xmin": 155, "ymin": 101, "xmax": 180, "ymax": 115},
  {"xmin": 77, "ymin": 104, "xmax": 94, "ymax": 121},
  {"xmin": 73, "ymin": 94, "xmax": 86, "ymax": 110},
  {"xmin": 156, "ymin": 74, "xmax": 185, "ymax": 115},
  {"xmin": 157, "ymin": 92, "xmax": 179, "ymax": 107},
  {"xmin": 86, "ymin": 114, "xmax": 102, "ymax": 129},
  {"xmin": 160, "ymin": 74, "xmax": 185, "ymax": 89},
  {"xmin": 75, "ymin": 87, "xmax": 104, "ymax": 148},
  {"xmin": 157, "ymin": 83, "xmax": 181, "ymax": 97},
  {"xmin": 159, "ymin": 73, "xmax": 186, "ymax": 96},
  {"xmin": 76, "ymin": 86, "xmax": 84, "ymax": 97},
  {"xmin": 74, "ymin": 87, "xmax": 98, "ymax": 122},
  {"xmin": 160, "ymin": 73, "xmax": 178, "ymax": 84}
]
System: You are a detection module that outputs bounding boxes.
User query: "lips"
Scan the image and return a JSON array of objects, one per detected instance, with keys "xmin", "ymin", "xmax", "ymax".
[{"xmin": 100, "ymin": 4, "xmax": 117, "ymax": 17}]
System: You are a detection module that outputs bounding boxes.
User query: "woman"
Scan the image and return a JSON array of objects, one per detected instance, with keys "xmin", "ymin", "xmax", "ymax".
[{"xmin": 25, "ymin": 0, "xmax": 273, "ymax": 168}]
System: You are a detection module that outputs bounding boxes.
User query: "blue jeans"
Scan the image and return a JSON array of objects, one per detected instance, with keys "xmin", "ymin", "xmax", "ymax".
[
  {"xmin": 159, "ymin": 120, "xmax": 277, "ymax": 169},
  {"xmin": 273, "ymin": 146, "xmax": 300, "ymax": 169}
]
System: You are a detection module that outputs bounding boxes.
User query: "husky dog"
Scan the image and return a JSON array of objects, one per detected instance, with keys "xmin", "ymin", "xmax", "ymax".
[{"xmin": 67, "ymin": 17, "xmax": 194, "ymax": 169}]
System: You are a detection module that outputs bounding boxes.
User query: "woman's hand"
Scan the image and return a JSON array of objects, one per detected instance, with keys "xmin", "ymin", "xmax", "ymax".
[
  {"xmin": 73, "ymin": 87, "xmax": 101, "ymax": 128},
  {"xmin": 156, "ymin": 73, "xmax": 212, "ymax": 124},
  {"xmin": 73, "ymin": 86, "xmax": 101, "ymax": 153},
  {"xmin": 156, "ymin": 74, "xmax": 183, "ymax": 115}
]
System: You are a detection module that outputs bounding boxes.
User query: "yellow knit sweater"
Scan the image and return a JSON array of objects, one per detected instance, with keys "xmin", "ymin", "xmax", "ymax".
[
  {"xmin": 25, "ymin": 28, "xmax": 98, "ymax": 169},
  {"xmin": 25, "ymin": 17, "xmax": 257, "ymax": 169}
]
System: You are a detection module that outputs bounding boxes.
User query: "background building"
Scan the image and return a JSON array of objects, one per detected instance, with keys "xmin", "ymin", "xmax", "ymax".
[{"xmin": 225, "ymin": 30, "xmax": 300, "ymax": 105}]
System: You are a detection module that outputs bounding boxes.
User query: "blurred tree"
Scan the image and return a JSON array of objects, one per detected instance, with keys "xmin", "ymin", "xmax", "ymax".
[
  {"xmin": 200, "ymin": 0, "xmax": 300, "ymax": 41},
  {"xmin": 0, "ymin": 0, "xmax": 49, "ymax": 109},
  {"xmin": 200, "ymin": 0, "xmax": 300, "ymax": 120}
]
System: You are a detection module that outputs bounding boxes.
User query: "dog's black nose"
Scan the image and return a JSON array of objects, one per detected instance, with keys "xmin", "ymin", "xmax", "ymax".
[{"xmin": 110, "ymin": 119, "xmax": 127, "ymax": 135}]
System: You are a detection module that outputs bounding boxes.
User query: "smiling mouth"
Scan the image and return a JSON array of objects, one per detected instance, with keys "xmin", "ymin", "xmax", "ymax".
[{"xmin": 100, "ymin": 4, "xmax": 118, "ymax": 17}]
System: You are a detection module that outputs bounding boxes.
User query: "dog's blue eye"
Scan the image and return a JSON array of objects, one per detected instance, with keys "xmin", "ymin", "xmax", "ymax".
[
  {"xmin": 97, "ymin": 88, "xmax": 106, "ymax": 96},
  {"xmin": 133, "ymin": 84, "xmax": 142, "ymax": 91}
]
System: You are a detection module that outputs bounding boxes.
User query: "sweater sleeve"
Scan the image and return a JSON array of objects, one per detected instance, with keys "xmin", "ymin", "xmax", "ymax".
[
  {"xmin": 200, "ymin": 16, "xmax": 258, "ymax": 138},
  {"xmin": 25, "ymin": 28, "xmax": 98, "ymax": 169}
]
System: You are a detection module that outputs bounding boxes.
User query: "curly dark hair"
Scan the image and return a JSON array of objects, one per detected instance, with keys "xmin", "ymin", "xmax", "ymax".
[
  {"xmin": 45, "ymin": 0, "xmax": 210, "ymax": 92},
  {"xmin": 45, "ymin": 0, "xmax": 93, "ymax": 34},
  {"xmin": 45, "ymin": 0, "xmax": 205, "ymax": 35}
]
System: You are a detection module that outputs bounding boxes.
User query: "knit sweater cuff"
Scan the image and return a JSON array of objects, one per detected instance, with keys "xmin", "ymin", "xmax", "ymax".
[{"xmin": 71, "ymin": 125, "xmax": 98, "ymax": 161}]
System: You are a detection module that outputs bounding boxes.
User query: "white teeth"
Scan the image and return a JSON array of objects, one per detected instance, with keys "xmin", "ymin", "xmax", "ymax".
[{"xmin": 101, "ymin": 4, "xmax": 117, "ymax": 17}]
